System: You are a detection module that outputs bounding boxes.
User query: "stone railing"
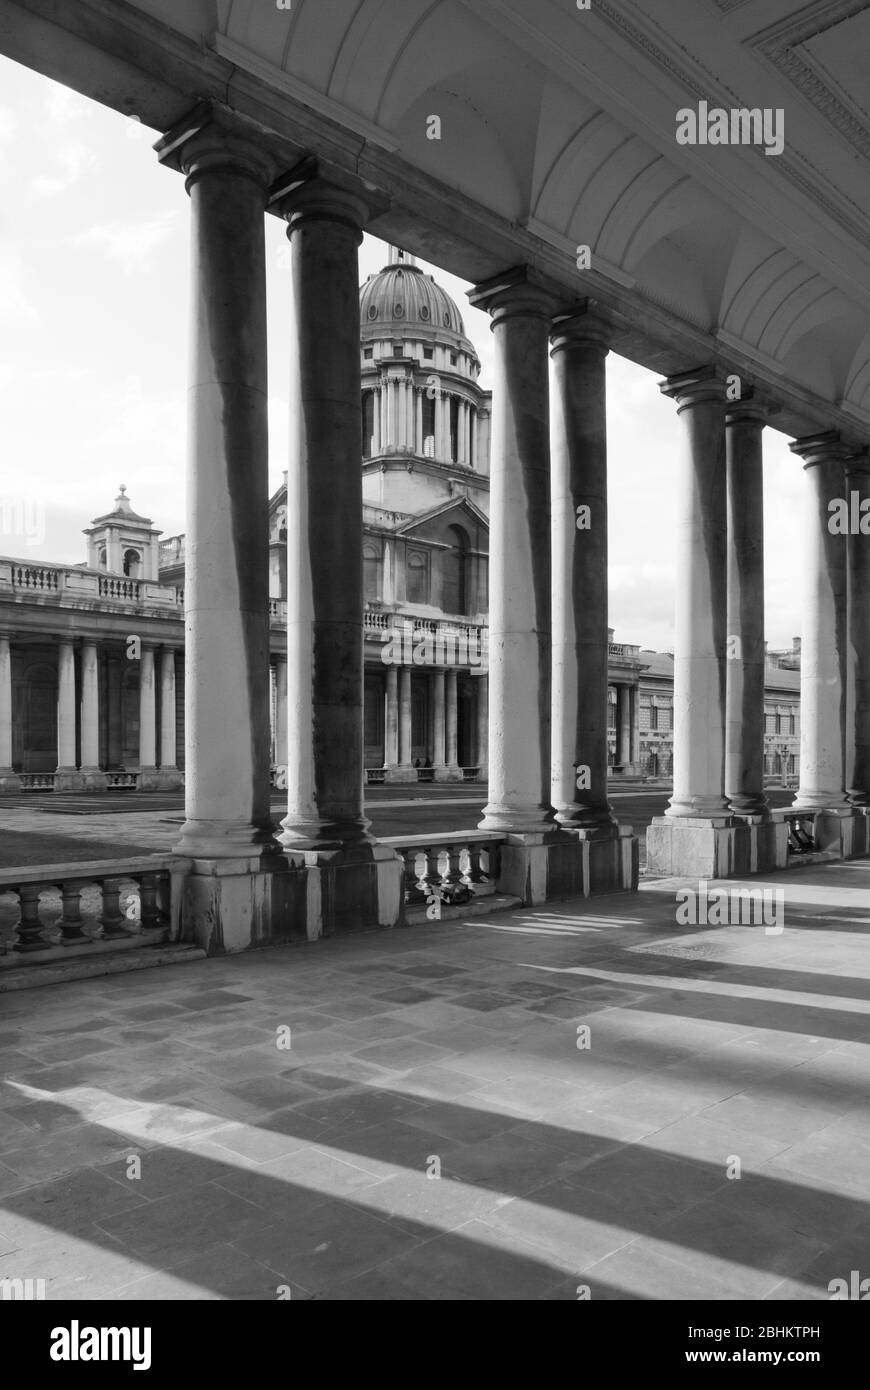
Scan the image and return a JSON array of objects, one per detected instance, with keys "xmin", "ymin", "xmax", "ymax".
[
  {"xmin": 380, "ymin": 831, "xmax": 502, "ymax": 909},
  {"xmin": 106, "ymin": 772, "xmax": 139, "ymax": 789},
  {"xmin": 269, "ymin": 598, "xmax": 287, "ymax": 623},
  {"xmin": 0, "ymin": 857, "xmax": 180, "ymax": 960},
  {"xmin": 99, "ymin": 575, "xmax": 140, "ymax": 602},
  {"xmin": 1, "ymin": 560, "xmax": 182, "ymax": 611},
  {"xmin": 19, "ymin": 773, "xmax": 56, "ymax": 791}
]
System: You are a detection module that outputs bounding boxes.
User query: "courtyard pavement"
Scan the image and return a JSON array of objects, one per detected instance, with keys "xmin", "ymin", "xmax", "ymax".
[{"xmin": 0, "ymin": 860, "xmax": 868, "ymax": 1300}]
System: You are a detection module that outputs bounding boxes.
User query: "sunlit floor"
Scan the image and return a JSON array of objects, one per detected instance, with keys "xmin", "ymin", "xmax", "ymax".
[{"xmin": 1, "ymin": 863, "xmax": 868, "ymax": 1300}]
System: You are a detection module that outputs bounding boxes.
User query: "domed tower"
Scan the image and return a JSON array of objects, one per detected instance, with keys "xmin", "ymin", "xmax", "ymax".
[{"xmin": 359, "ymin": 248, "xmax": 491, "ymax": 515}]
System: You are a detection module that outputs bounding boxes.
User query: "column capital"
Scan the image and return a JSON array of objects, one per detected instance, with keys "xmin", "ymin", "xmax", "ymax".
[
  {"xmin": 270, "ymin": 167, "xmax": 371, "ymax": 239},
  {"xmin": 660, "ymin": 365, "xmax": 727, "ymax": 411},
  {"xmin": 725, "ymin": 389, "xmax": 769, "ymax": 427},
  {"xmin": 468, "ymin": 265, "xmax": 560, "ymax": 323},
  {"xmin": 549, "ymin": 305, "xmax": 611, "ymax": 356},
  {"xmin": 156, "ymin": 104, "xmax": 276, "ymax": 193},
  {"xmin": 844, "ymin": 446, "xmax": 870, "ymax": 479},
  {"xmin": 789, "ymin": 430, "xmax": 852, "ymax": 470}
]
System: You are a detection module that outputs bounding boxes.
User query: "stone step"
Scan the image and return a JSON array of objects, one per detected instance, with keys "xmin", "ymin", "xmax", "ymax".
[
  {"xmin": 0, "ymin": 940, "xmax": 206, "ymax": 992},
  {"xmin": 404, "ymin": 892, "xmax": 522, "ymax": 926}
]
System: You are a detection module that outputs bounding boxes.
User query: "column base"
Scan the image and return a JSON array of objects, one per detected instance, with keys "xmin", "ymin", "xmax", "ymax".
[
  {"xmin": 435, "ymin": 765, "xmax": 464, "ymax": 783},
  {"xmin": 174, "ymin": 819, "xmax": 276, "ymax": 858},
  {"xmin": 276, "ymin": 841, "xmax": 403, "ymax": 939},
  {"xmin": 792, "ymin": 789, "xmax": 852, "ymax": 812},
  {"xmin": 809, "ymin": 807, "xmax": 864, "ymax": 858},
  {"xmin": 178, "ymin": 854, "xmax": 279, "ymax": 955},
  {"xmin": 0, "ymin": 770, "xmax": 22, "ymax": 792},
  {"xmin": 78, "ymin": 767, "xmax": 108, "ymax": 791},
  {"xmin": 647, "ymin": 816, "xmax": 789, "ymax": 878},
  {"xmin": 495, "ymin": 826, "xmax": 637, "ymax": 905},
  {"xmin": 479, "ymin": 801, "xmax": 557, "ymax": 834},
  {"xmin": 55, "ymin": 768, "xmax": 84, "ymax": 791},
  {"xmin": 151, "ymin": 767, "xmax": 184, "ymax": 791}
]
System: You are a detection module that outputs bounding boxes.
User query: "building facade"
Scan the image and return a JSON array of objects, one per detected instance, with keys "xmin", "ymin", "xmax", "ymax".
[{"xmin": 0, "ymin": 254, "xmax": 807, "ymax": 796}]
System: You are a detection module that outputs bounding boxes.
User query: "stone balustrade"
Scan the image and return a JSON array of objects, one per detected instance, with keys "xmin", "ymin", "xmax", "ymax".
[
  {"xmin": 380, "ymin": 831, "xmax": 502, "ymax": 908},
  {"xmin": 0, "ymin": 857, "xmax": 179, "ymax": 963}
]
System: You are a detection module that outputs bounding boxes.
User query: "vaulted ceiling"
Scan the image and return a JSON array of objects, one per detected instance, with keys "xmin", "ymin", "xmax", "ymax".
[{"xmin": 4, "ymin": 0, "xmax": 870, "ymax": 439}]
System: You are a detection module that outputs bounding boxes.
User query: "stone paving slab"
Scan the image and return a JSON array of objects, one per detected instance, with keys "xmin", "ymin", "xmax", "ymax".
[{"xmin": 0, "ymin": 860, "xmax": 868, "ymax": 1300}]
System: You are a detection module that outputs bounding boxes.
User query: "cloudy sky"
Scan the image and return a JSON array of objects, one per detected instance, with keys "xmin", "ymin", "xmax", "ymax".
[{"xmin": 0, "ymin": 54, "xmax": 805, "ymax": 652}]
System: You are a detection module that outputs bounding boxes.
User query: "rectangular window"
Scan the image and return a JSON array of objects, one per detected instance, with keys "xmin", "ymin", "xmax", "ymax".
[
  {"xmin": 423, "ymin": 347, "xmax": 434, "ymax": 361},
  {"xmin": 364, "ymin": 348, "xmax": 373, "ymax": 360}
]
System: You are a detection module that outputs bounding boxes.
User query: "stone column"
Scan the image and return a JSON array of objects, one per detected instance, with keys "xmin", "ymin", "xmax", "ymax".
[
  {"xmin": 616, "ymin": 685, "xmax": 631, "ymax": 769},
  {"xmin": 476, "ymin": 675, "xmax": 488, "ymax": 776},
  {"xmin": 0, "ymin": 636, "xmax": 21, "ymax": 791},
  {"xmin": 436, "ymin": 392, "xmax": 449, "ymax": 461},
  {"xmin": 274, "ymin": 656, "xmax": 288, "ymax": 769},
  {"xmin": 373, "ymin": 389, "xmax": 381, "ymax": 456},
  {"xmin": 380, "ymin": 381, "xmax": 389, "ymax": 451},
  {"xmin": 415, "ymin": 388, "xmax": 424, "ymax": 456},
  {"xmin": 432, "ymin": 667, "xmax": 446, "ymax": 774},
  {"xmin": 662, "ymin": 369, "xmax": 729, "ymax": 819},
  {"xmin": 446, "ymin": 668, "xmax": 459, "ymax": 769},
  {"xmin": 384, "ymin": 665, "xmax": 399, "ymax": 769},
  {"xmin": 405, "ymin": 378, "xmax": 415, "ymax": 449},
  {"xmin": 106, "ymin": 655, "xmax": 123, "ymax": 769},
  {"xmin": 158, "ymin": 118, "xmax": 274, "ymax": 856},
  {"xmin": 469, "ymin": 270, "xmax": 556, "ymax": 833},
  {"xmin": 398, "ymin": 666, "xmax": 413, "ymax": 769},
  {"xmin": 79, "ymin": 640, "xmax": 106, "ymax": 789},
  {"xmin": 725, "ymin": 398, "xmax": 768, "ymax": 817},
  {"xmin": 56, "ymin": 638, "xmax": 78, "ymax": 789},
  {"xmin": 549, "ymin": 313, "xmax": 615, "ymax": 828},
  {"xmin": 138, "ymin": 645, "xmax": 157, "ymax": 787},
  {"xmin": 790, "ymin": 432, "xmax": 850, "ymax": 811},
  {"xmin": 648, "ymin": 368, "xmax": 734, "ymax": 877},
  {"xmin": 276, "ymin": 177, "xmax": 375, "ymax": 849},
  {"xmin": 629, "ymin": 685, "xmax": 640, "ymax": 769},
  {"xmin": 846, "ymin": 451, "xmax": 870, "ymax": 812},
  {"xmin": 159, "ymin": 648, "xmax": 180, "ymax": 785}
]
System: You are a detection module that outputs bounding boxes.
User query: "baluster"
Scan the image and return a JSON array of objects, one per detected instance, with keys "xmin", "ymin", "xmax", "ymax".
[
  {"xmin": 98, "ymin": 878, "xmax": 129, "ymax": 938},
  {"xmin": 482, "ymin": 841, "xmax": 500, "ymax": 884},
  {"xmin": 466, "ymin": 843, "xmax": 487, "ymax": 886},
  {"xmin": 441, "ymin": 845, "xmax": 465, "ymax": 901},
  {"xmin": 403, "ymin": 849, "xmax": 427, "ymax": 904},
  {"xmin": 13, "ymin": 885, "xmax": 51, "ymax": 952},
  {"xmin": 425, "ymin": 846, "xmax": 443, "ymax": 901},
  {"xmin": 59, "ymin": 881, "xmax": 90, "ymax": 944},
  {"xmin": 138, "ymin": 873, "xmax": 165, "ymax": 931}
]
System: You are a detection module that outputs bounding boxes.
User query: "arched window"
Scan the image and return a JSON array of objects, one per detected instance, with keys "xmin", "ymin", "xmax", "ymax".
[
  {"xmin": 407, "ymin": 551, "xmax": 429, "ymax": 604},
  {"xmin": 98, "ymin": 548, "xmax": 107, "ymax": 568},
  {"xmin": 442, "ymin": 525, "xmax": 469, "ymax": 615},
  {"xmin": 362, "ymin": 392, "xmax": 376, "ymax": 459},
  {"xmin": 363, "ymin": 543, "xmax": 382, "ymax": 600},
  {"xmin": 123, "ymin": 549, "xmax": 141, "ymax": 578}
]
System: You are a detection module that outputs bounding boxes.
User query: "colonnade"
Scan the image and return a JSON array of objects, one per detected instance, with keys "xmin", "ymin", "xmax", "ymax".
[
  {"xmin": 364, "ymin": 380, "xmax": 477, "ymax": 464},
  {"xmin": 0, "ymin": 635, "xmax": 180, "ymax": 791},
  {"xmin": 155, "ymin": 109, "xmax": 868, "ymax": 944}
]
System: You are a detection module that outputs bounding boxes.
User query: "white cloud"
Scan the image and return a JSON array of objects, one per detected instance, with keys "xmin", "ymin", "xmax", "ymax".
[
  {"xmin": 0, "ymin": 250, "xmax": 36, "ymax": 319},
  {"xmin": 0, "ymin": 106, "xmax": 17, "ymax": 144},
  {"xmin": 73, "ymin": 211, "xmax": 177, "ymax": 274},
  {"xmin": 31, "ymin": 139, "xmax": 98, "ymax": 197}
]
